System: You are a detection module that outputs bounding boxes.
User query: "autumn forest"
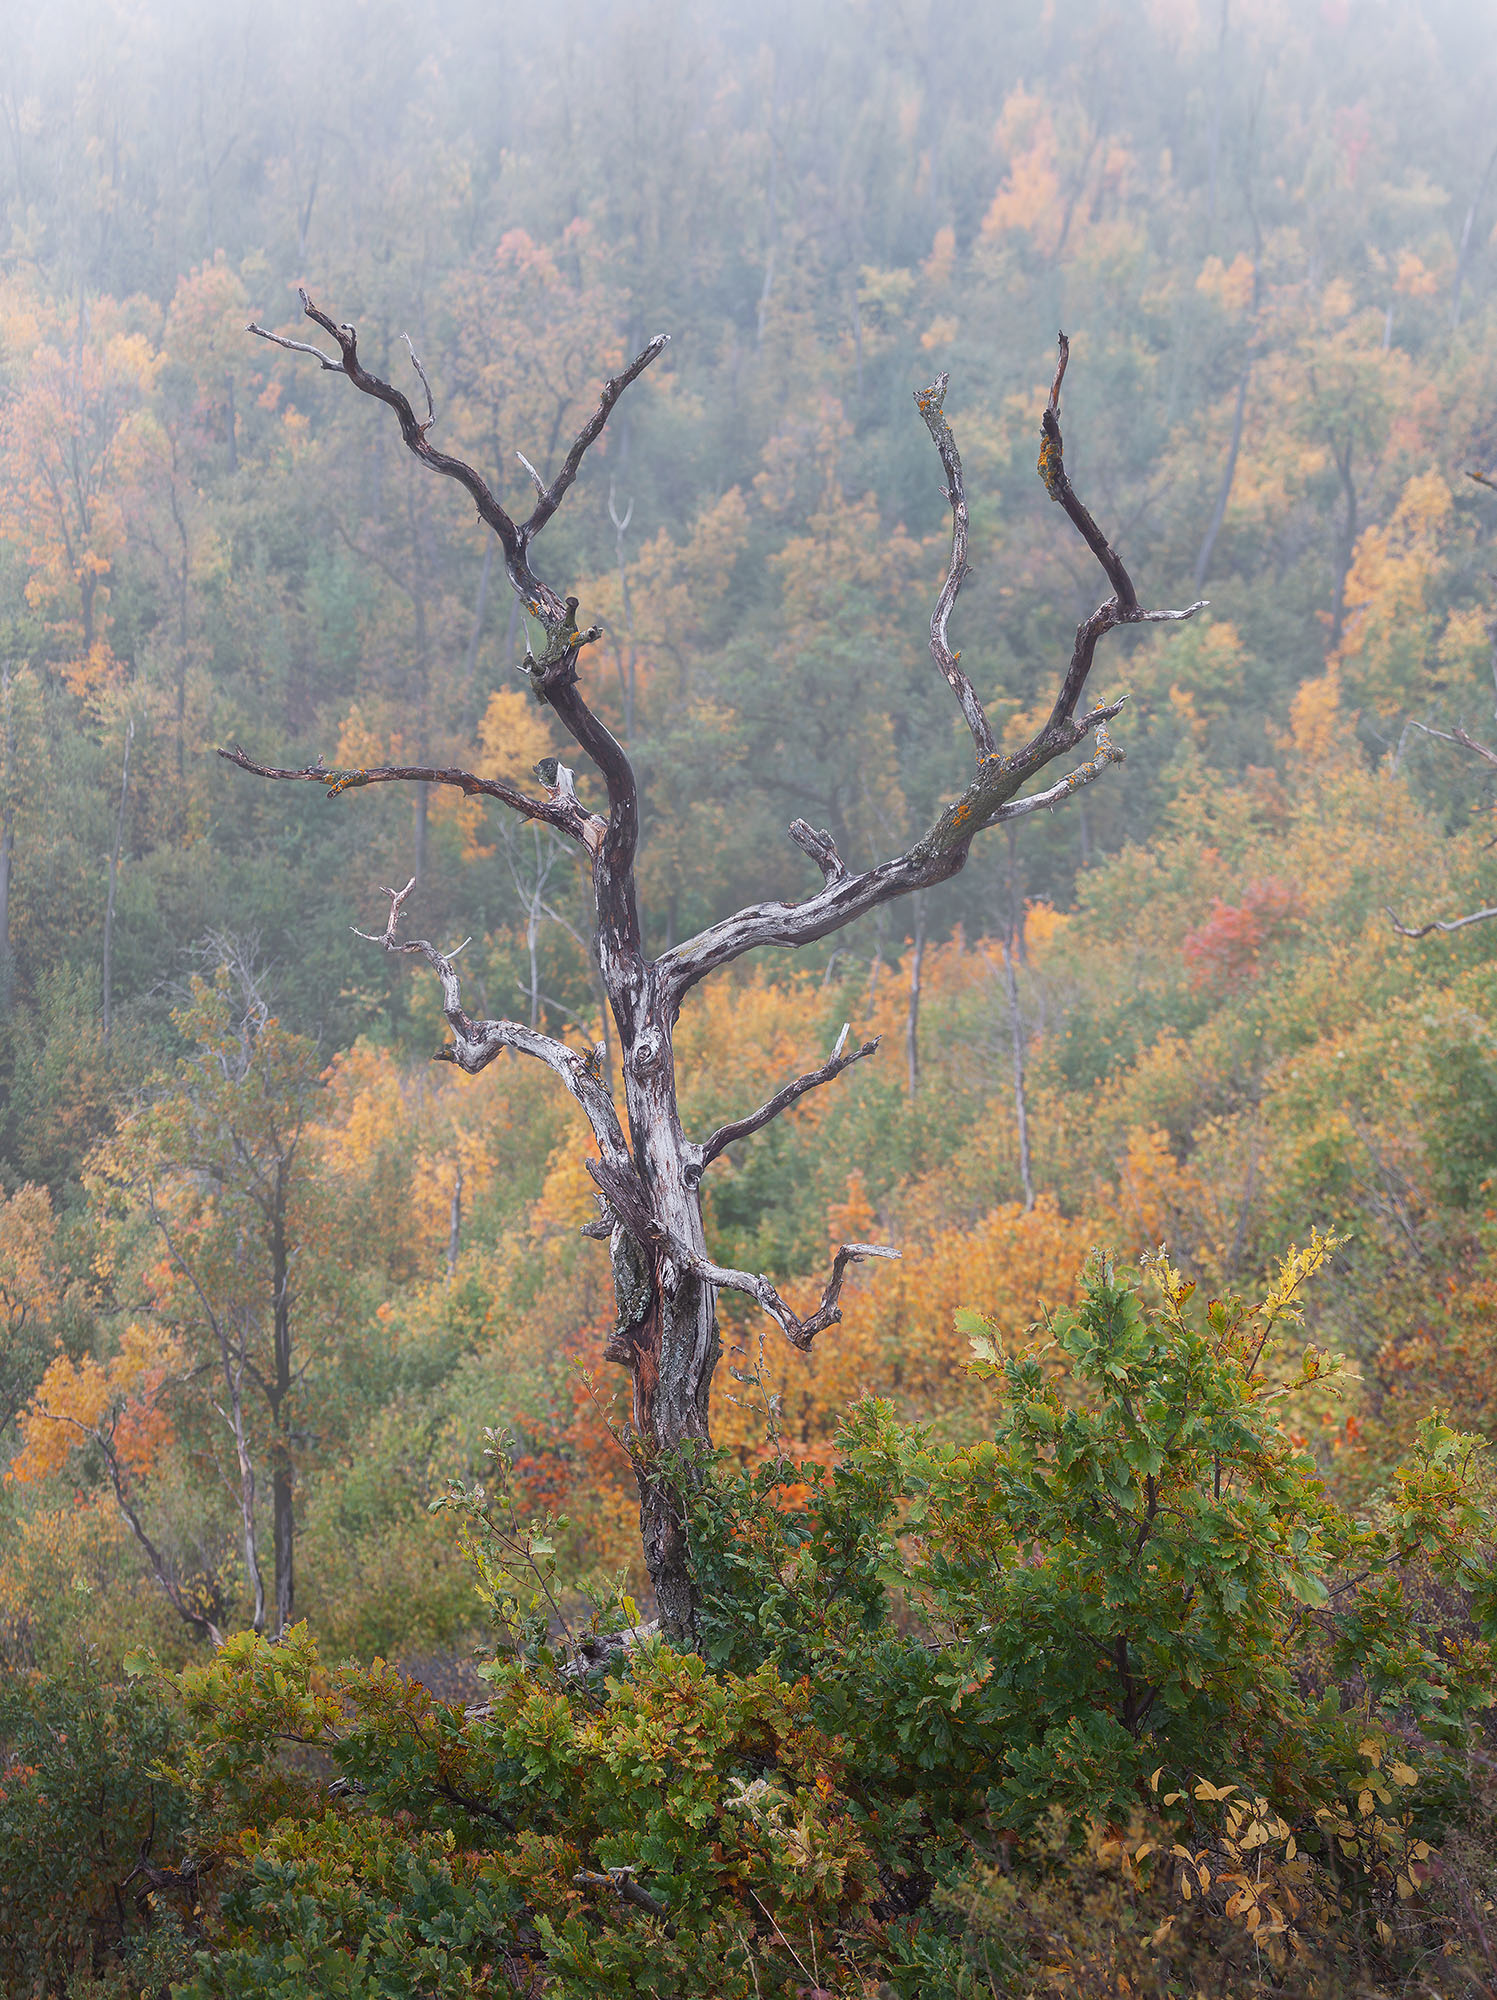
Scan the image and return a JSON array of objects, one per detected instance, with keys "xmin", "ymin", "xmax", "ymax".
[{"xmin": 2, "ymin": 1, "xmax": 1497, "ymax": 1994}]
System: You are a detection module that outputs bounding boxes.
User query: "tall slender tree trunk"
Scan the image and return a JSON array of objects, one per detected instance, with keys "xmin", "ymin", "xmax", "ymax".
[
  {"xmin": 447, "ymin": 1161, "xmax": 463, "ymax": 1282},
  {"xmin": 1331, "ymin": 443, "xmax": 1358, "ymax": 650},
  {"xmin": 0, "ymin": 804, "xmax": 12, "ymax": 1014},
  {"xmin": 1451, "ymin": 138, "xmax": 1497, "ymax": 332},
  {"xmin": 1194, "ymin": 365, "xmax": 1249, "ymax": 590},
  {"xmin": 102, "ymin": 716, "xmax": 133, "ymax": 1046},
  {"xmin": 905, "ymin": 894, "xmax": 926, "ymax": 1100},
  {"xmin": 269, "ymin": 1168, "xmax": 295, "ymax": 1634},
  {"xmin": 224, "ymin": 1317, "xmax": 266, "ymax": 1634},
  {"xmin": 0, "ymin": 662, "xmax": 14, "ymax": 1013},
  {"xmin": 1002, "ymin": 830, "xmax": 1034, "ymax": 1210}
]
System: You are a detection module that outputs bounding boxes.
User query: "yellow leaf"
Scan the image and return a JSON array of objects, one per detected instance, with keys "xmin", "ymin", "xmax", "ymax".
[
  {"xmin": 1194, "ymin": 1779, "xmax": 1237, "ymax": 1802},
  {"xmin": 1390, "ymin": 1761, "xmax": 1417, "ymax": 1787}
]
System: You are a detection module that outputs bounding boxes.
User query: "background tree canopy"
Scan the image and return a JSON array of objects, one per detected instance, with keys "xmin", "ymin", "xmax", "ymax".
[{"xmin": 3, "ymin": 1, "xmax": 1497, "ymax": 1991}]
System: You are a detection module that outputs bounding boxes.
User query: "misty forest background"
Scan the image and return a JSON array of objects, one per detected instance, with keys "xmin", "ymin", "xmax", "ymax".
[{"xmin": 1, "ymin": 0, "xmax": 1496, "ymax": 1674}]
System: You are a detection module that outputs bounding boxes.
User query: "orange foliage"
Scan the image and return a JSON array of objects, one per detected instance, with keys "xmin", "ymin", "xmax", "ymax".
[
  {"xmin": 0, "ymin": 1183, "xmax": 58, "ymax": 1341},
  {"xmin": 9, "ymin": 1323, "xmax": 182, "ymax": 1486}
]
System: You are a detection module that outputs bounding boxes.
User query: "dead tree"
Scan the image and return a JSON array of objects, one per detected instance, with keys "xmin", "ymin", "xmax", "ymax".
[
  {"xmin": 1389, "ymin": 705, "xmax": 1497, "ymax": 939},
  {"xmin": 223, "ymin": 296, "xmax": 1203, "ymax": 1640}
]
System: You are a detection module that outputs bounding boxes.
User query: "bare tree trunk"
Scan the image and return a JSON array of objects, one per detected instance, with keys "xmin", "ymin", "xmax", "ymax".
[
  {"xmin": 268, "ymin": 1168, "xmax": 295, "ymax": 1635},
  {"xmin": 102, "ymin": 716, "xmax": 133, "ymax": 1047},
  {"xmin": 1451, "ymin": 137, "xmax": 1497, "ymax": 332},
  {"xmin": 463, "ymin": 540, "xmax": 493, "ymax": 729},
  {"xmin": 613, "ymin": 1014, "xmax": 719, "ymax": 1643},
  {"xmin": 1001, "ymin": 937, "xmax": 1034, "ymax": 1209},
  {"xmin": 1002, "ymin": 830, "xmax": 1034, "ymax": 1210},
  {"xmin": 223, "ymin": 1314, "xmax": 266, "ymax": 1633},
  {"xmin": 905, "ymin": 893, "xmax": 926, "ymax": 1100},
  {"xmin": 231, "ymin": 305, "xmax": 1206, "ymax": 1643},
  {"xmin": 0, "ymin": 803, "xmax": 12, "ymax": 1013},
  {"xmin": 1194, "ymin": 366, "xmax": 1248, "ymax": 590},
  {"xmin": 447, "ymin": 1161, "xmax": 463, "ymax": 1282},
  {"xmin": 1331, "ymin": 442, "xmax": 1358, "ymax": 650},
  {"xmin": 1204, "ymin": 0, "xmax": 1229, "ymax": 247},
  {"xmin": 608, "ymin": 484, "xmax": 637, "ymax": 746},
  {"xmin": 0, "ymin": 663, "xmax": 13, "ymax": 1013}
]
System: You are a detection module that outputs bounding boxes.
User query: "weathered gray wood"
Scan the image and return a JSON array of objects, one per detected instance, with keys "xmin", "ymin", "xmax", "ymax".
[{"xmin": 224, "ymin": 298, "xmax": 1203, "ymax": 1639}]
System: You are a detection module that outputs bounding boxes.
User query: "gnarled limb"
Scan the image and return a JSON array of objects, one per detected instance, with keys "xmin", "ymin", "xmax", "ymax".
[
  {"xmin": 353, "ymin": 881, "xmax": 632, "ymax": 1174},
  {"xmin": 1388, "ymin": 903, "xmax": 1497, "ymax": 939},
  {"xmin": 215, "ymin": 744, "xmax": 599, "ymax": 845},
  {"xmin": 692, "ymin": 1242, "xmax": 900, "ymax": 1352},
  {"xmin": 224, "ymin": 316, "xmax": 1206, "ymax": 1643},
  {"xmin": 1403, "ymin": 720, "xmax": 1497, "ymax": 770},
  {"xmin": 688, "ymin": 1024, "xmax": 881, "ymax": 1183},
  {"xmin": 914, "ymin": 373, "xmax": 997, "ymax": 762},
  {"xmin": 245, "ymin": 288, "xmax": 661, "ymax": 975},
  {"xmin": 981, "ymin": 720, "xmax": 1125, "ymax": 828},
  {"xmin": 658, "ymin": 333, "xmax": 1203, "ymax": 1004}
]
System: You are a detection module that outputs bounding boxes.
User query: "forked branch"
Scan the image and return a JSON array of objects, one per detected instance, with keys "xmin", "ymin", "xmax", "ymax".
[
  {"xmin": 692, "ymin": 1242, "xmax": 901, "ymax": 1352},
  {"xmin": 689, "ymin": 1024, "xmax": 881, "ymax": 1181},
  {"xmin": 352, "ymin": 882, "xmax": 631, "ymax": 1172},
  {"xmin": 241, "ymin": 292, "xmax": 664, "ymax": 944},
  {"xmin": 247, "ymin": 289, "xmax": 668, "ymax": 629},
  {"xmin": 659, "ymin": 333, "xmax": 1205, "ymax": 1004}
]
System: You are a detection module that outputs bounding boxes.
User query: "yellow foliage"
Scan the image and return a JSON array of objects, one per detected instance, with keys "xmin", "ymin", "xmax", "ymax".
[
  {"xmin": 1283, "ymin": 669, "xmax": 1346, "ymax": 764},
  {"xmin": 0, "ymin": 1183, "xmax": 58, "ymax": 1337},
  {"xmin": 1394, "ymin": 250, "xmax": 1440, "ymax": 299},
  {"xmin": 1023, "ymin": 901, "xmax": 1067, "ymax": 955},
  {"xmin": 919, "ymin": 316, "xmax": 959, "ymax": 351},
  {"xmin": 923, "ymin": 225, "xmax": 957, "ymax": 288},
  {"xmin": 478, "ymin": 686, "xmax": 554, "ymax": 786},
  {"xmin": 531, "ymin": 1140, "xmax": 601, "ymax": 1240},
  {"xmin": 334, "ymin": 703, "xmax": 394, "ymax": 770},
  {"xmin": 982, "ymin": 89, "xmax": 1062, "ymax": 245},
  {"xmin": 1333, "ymin": 468, "xmax": 1454, "ymax": 713},
  {"xmin": 1196, "ymin": 253, "xmax": 1256, "ymax": 314}
]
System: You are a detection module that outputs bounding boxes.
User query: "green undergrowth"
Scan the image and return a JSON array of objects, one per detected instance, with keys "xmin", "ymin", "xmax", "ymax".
[{"xmin": 4, "ymin": 1244, "xmax": 1497, "ymax": 1996}]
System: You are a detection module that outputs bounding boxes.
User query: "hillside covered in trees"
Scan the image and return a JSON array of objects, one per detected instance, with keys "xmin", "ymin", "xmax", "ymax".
[{"xmin": 3, "ymin": 0, "xmax": 1497, "ymax": 1993}]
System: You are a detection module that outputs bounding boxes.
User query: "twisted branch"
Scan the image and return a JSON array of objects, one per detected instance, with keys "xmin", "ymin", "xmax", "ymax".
[
  {"xmin": 657, "ymin": 332, "xmax": 1203, "ymax": 1005},
  {"xmin": 692, "ymin": 1242, "xmax": 900, "ymax": 1352},
  {"xmin": 352, "ymin": 882, "xmax": 632, "ymax": 1173},
  {"xmin": 914, "ymin": 373, "xmax": 997, "ymax": 762},
  {"xmin": 690, "ymin": 1024, "xmax": 880, "ymax": 1181},
  {"xmin": 215, "ymin": 745, "xmax": 597, "ymax": 844}
]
